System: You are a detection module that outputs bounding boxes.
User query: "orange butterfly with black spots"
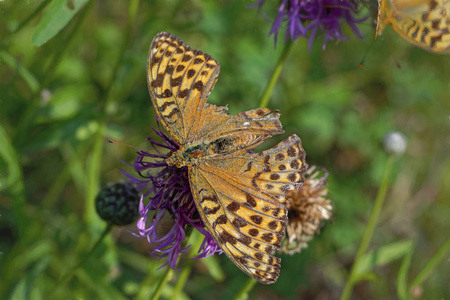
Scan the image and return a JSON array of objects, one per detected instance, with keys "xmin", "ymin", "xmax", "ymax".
[{"xmin": 147, "ymin": 32, "xmax": 307, "ymax": 284}]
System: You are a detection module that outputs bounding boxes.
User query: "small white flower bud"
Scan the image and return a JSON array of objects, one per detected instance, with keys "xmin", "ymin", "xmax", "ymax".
[
  {"xmin": 40, "ymin": 89, "xmax": 52, "ymax": 105},
  {"xmin": 383, "ymin": 132, "xmax": 407, "ymax": 155}
]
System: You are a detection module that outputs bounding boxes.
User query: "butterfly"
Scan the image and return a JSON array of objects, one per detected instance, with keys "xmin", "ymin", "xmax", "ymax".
[
  {"xmin": 146, "ymin": 32, "xmax": 307, "ymax": 284},
  {"xmin": 376, "ymin": 0, "xmax": 450, "ymax": 53}
]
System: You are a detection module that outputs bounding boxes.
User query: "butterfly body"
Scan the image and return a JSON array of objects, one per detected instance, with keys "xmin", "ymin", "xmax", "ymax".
[
  {"xmin": 167, "ymin": 137, "xmax": 236, "ymax": 167},
  {"xmin": 377, "ymin": 0, "xmax": 450, "ymax": 52},
  {"xmin": 147, "ymin": 32, "xmax": 306, "ymax": 284}
]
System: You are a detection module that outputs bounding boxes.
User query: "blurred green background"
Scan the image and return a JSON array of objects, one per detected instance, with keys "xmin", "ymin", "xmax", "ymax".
[{"xmin": 1, "ymin": 0, "xmax": 449, "ymax": 299}]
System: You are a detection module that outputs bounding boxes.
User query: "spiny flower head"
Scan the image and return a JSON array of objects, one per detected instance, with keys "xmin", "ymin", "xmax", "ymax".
[
  {"xmin": 122, "ymin": 119, "xmax": 222, "ymax": 269},
  {"xmin": 95, "ymin": 182, "xmax": 140, "ymax": 226},
  {"xmin": 281, "ymin": 165, "xmax": 332, "ymax": 254},
  {"xmin": 251, "ymin": 0, "xmax": 367, "ymax": 50}
]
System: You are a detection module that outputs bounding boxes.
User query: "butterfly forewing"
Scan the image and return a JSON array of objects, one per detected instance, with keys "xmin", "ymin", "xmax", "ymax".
[
  {"xmin": 148, "ymin": 33, "xmax": 286, "ymax": 151},
  {"xmin": 377, "ymin": 0, "xmax": 450, "ymax": 52},
  {"xmin": 147, "ymin": 32, "xmax": 221, "ymax": 144}
]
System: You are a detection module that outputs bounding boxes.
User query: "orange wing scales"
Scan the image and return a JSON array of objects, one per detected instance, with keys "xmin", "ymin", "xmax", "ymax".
[
  {"xmin": 147, "ymin": 32, "xmax": 307, "ymax": 284},
  {"xmin": 189, "ymin": 135, "xmax": 306, "ymax": 284},
  {"xmin": 148, "ymin": 32, "xmax": 220, "ymax": 144},
  {"xmin": 377, "ymin": 0, "xmax": 450, "ymax": 53}
]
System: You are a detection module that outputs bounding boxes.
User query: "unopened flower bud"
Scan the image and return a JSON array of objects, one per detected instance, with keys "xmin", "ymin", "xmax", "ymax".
[
  {"xmin": 95, "ymin": 182, "xmax": 139, "ymax": 226},
  {"xmin": 383, "ymin": 131, "xmax": 407, "ymax": 155}
]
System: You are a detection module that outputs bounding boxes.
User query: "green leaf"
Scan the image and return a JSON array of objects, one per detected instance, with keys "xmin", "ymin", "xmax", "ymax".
[
  {"xmin": 20, "ymin": 119, "xmax": 99, "ymax": 152},
  {"xmin": 35, "ymin": 85, "xmax": 87, "ymax": 122},
  {"xmin": 397, "ymin": 250, "xmax": 413, "ymax": 300},
  {"xmin": 410, "ymin": 238, "xmax": 450, "ymax": 288},
  {"xmin": 352, "ymin": 272, "xmax": 379, "ymax": 283},
  {"xmin": 9, "ymin": 241, "xmax": 52, "ymax": 272},
  {"xmin": 0, "ymin": 125, "xmax": 21, "ymax": 192},
  {"xmin": 76, "ymin": 268, "xmax": 128, "ymax": 300},
  {"xmin": 353, "ymin": 240, "xmax": 414, "ymax": 276},
  {"xmin": 201, "ymin": 255, "xmax": 225, "ymax": 282},
  {"xmin": 24, "ymin": 256, "xmax": 51, "ymax": 299},
  {"xmin": 0, "ymin": 50, "xmax": 40, "ymax": 92},
  {"xmin": 118, "ymin": 248, "xmax": 159, "ymax": 274},
  {"xmin": 32, "ymin": 0, "xmax": 89, "ymax": 47}
]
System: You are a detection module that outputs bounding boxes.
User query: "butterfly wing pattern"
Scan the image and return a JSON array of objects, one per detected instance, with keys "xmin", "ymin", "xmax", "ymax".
[
  {"xmin": 376, "ymin": 0, "xmax": 450, "ymax": 53},
  {"xmin": 147, "ymin": 32, "xmax": 307, "ymax": 284},
  {"xmin": 190, "ymin": 135, "xmax": 306, "ymax": 284}
]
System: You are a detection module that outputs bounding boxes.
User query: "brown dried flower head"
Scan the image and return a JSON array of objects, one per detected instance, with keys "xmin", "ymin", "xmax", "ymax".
[{"xmin": 281, "ymin": 165, "xmax": 332, "ymax": 254}]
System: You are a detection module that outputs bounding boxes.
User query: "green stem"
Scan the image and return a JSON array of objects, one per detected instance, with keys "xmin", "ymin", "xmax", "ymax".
[
  {"xmin": 258, "ymin": 39, "xmax": 293, "ymax": 108},
  {"xmin": 84, "ymin": 0, "xmax": 140, "ymax": 224},
  {"xmin": 231, "ymin": 277, "xmax": 257, "ymax": 300},
  {"xmin": 101, "ymin": 0, "xmax": 139, "ymax": 110},
  {"xmin": 340, "ymin": 155, "xmax": 395, "ymax": 300},
  {"xmin": 410, "ymin": 238, "xmax": 450, "ymax": 288},
  {"xmin": 136, "ymin": 228, "xmax": 194, "ymax": 300},
  {"xmin": 57, "ymin": 223, "xmax": 112, "ymax": 288},
  {"xmin": 16, "ymin": 0, "xmax": 52, "ymax": 33},
  {"xmin": 85, "ymin": 124, "xmax": 105, "ymax": 223},
  {"xmin": 172, "ymin": 230, "xmax": 204, "ymax": 299},
  {"xmin": 0, "ymin": 126, "xmax": 26, "ymax": 239},
  {"xmin": 397, "ymin": 248, "xmax": 413, "ymax": 300},
  {"xmin": 150, "ymin": 268, "xmax": 174, "ymax": 300}
]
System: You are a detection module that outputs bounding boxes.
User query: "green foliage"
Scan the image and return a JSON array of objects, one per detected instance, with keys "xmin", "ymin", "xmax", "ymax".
[
  {"xmin": 33, "ymin": 0, "xmax": 89, "ymax": 46},
  {"xmin": 0, "ymin": 0, "xmax": 449, "ymax": 299},
  {"xmin": 353, "ymin": 240, "xmax": 414, "ymax": 278}
]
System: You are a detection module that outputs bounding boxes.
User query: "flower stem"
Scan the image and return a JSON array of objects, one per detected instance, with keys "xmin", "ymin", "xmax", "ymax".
[
  {"xmin": 85, "ymin": 0, "xmax": 140, "ymax": 224},
  {"xmin": 138, "ymin": 228, "xmax": 194, "ymax": 300},
  {"xmin": 258, "ymin": 39, "xmax": 293, "ymax": 108},
  {"xmin": 410, "ymin": 238, "xmax": 450, "ymax": 288},
  {"xmin": 340, "ymin": 155, "xmax": 395, "ymax": 300},
  {"xmin": 56, "ymin": 223, "xmax": 112, "ymax": 289},
  {"xmin": 149, "ymin": 268, "xmax": 174, "ymax": 300},
  {"xmin": 172, "ymin": 230, "xmax": 204, "ymax": 299},
  {"xmin": 231, "ymin": 277, "xmax": 257, "ymax": 300}
]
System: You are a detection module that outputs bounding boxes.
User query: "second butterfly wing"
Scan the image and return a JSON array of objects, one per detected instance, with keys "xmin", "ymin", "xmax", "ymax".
[{"xmin": 188, "ymin": 135, "xmax": 306, "ymax": 284}]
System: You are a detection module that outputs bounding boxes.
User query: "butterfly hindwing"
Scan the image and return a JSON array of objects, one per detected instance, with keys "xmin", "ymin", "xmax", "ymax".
[{"xmin": 188, "ymin": 134, "xmax": 306, "ymax": 284}]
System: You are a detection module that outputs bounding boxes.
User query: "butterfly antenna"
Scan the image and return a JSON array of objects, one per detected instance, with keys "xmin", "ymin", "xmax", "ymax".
[
  {"xmin": 359, "ymin": 37, "xmax": 377, "ymax": 67},
  {"xmin": 384, "ymin": 39, "xmax": 402, "ymax": 69},
  {"xmin": 360, "ymin": 0, "xmax": 387, "ymax": 67},
  {"xmin": 107, "ymin": 139, "xmax": 147, "ymax": 151}
]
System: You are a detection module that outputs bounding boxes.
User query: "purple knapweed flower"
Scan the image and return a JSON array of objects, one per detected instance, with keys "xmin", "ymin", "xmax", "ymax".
[
  {"xmin": 250, "ymin": 0, "xmax": 367, "ymax": 50},
  {"xmin": 122, "ymin": 119, "xmax": 222, "ymax": 269}
]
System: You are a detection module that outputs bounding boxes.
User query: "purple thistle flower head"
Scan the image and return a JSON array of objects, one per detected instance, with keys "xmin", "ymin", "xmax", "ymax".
[
  {"xmin": 122, "ymin": 119, "xmax": 222, "ymax": 269},
  {"xmin": 250, "ymin": 0, "xmax": 367, "ymax": 50}
]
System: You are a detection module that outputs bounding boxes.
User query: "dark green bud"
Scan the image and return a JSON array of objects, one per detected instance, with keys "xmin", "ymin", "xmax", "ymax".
[{"xmin": 95, "ymin": 182, "xmax": 139, "ymax": 226}]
